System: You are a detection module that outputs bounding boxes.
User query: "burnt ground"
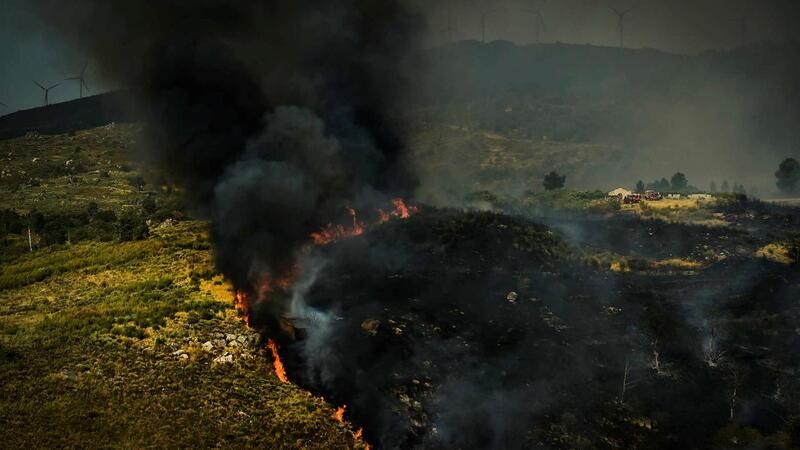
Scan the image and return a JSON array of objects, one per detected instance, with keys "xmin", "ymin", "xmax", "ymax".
[{"xmin": 265, "ymin": 205, "xmax": 800, "ymax": 449}]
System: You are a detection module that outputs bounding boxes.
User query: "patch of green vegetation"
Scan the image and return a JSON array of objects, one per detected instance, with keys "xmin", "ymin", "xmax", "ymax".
[
  {"xmin": 0, "ymin": 126, "xmax": 361, "ymax": 448},
  {"xmin": 0, "ymin": 239, "xmax": 162, "ymax": 290},
  {"xmin": 466, "ymin": 189, "xmax": 620, "ymax": 215}
]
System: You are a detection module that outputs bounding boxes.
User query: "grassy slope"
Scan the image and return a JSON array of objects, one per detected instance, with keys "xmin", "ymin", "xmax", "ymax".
[
  {"xmin": 0, "ymin": 126, "xmax": 361, "ymax": 448},
  {"xmin": 410, "ymin": 123, "xmax": 621, "ymax": 203}
]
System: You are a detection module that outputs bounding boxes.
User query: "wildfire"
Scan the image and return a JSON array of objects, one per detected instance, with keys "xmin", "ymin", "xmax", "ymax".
[
  {"xmin": 310, "ymin": 198, "xmax": 417, "ymax": 246},
  {"xmin": 391, "ymin": 197, "xmax": 416, "ymax": 219},
  {"xmin": 332, "ymin": 404, "xmax": 370, "ymax": 449},
  {"xmin": 377, "ymin": 208, "xmax": 389, "ymax": 224},
  {"xmin": 235, "ymin": 290, "xmax": 251, "ymax": 328},
  {"xmin": 266, "ymin": 339, "xmax": 289, "ymax": 383},
  {"xmin": 348, "ymin": 207, "xmax": 365, "ymax": 236},
  {"xmin": 334, "ymin": 405, "xmax": 346, "ymax": 422}
]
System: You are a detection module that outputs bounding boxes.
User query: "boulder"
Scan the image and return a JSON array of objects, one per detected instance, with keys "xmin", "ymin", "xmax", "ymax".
[{"xmin": 361, "ymin": 319, "xmax": 381, "ymax": 336}]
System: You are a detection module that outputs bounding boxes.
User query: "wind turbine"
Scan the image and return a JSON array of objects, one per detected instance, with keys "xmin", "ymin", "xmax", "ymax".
[
  {"xmin": 33, "ymin": 80, "xmax": 61, "ymax": 106},
  {"xmin": 65, "ymin": 62, "xmax": 90, "ymax": 99},
  {"xmin": 609, "ymin": 3, "xmax": 639, "ymax": 49},
  {"xmin": 522, "ymin": 0, "xmax": 547, "ymax": 43},
  {"xmin": 0, "ymin": 101, "xmax": 7, "ymax": 108},
  {"xmin": 470, "ymin": 0, "xmax": 500, "ymax": 43}
]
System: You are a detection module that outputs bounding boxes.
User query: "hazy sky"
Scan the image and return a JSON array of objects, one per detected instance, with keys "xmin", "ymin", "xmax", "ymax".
[
  {"xmin": 1, "ymin": 0, "xmax": 799, "ymax": 112},
  {"xmin": 416, "ymin": 0, "xmax": 800, "ymax": 50},
  {"xmin": 0, "ymin": 1, "xmax": 98, "ymax": 112}
]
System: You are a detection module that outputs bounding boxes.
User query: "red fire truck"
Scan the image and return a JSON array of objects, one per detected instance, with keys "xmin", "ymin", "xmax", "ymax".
[{"xmin": 623, "ymin": 193, "xmax": 642, "ymax": 204}]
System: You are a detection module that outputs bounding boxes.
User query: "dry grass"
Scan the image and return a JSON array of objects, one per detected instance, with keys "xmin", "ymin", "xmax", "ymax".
[
  {"xmin": 755, "ymin": 242, "xmax": 794, "ymax": 265},
  {"xmin": 0, "ymin": 126, "xmax": 365, "ymax": 449}
]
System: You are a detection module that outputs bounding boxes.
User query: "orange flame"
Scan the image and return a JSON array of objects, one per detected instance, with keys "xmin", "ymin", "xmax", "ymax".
[
  {"xmin": 377, "ymin": 208, "xmax": 390, "ymax": 224},
  {"xmin": 235, "ymin": 290, "xmax": 251, "ymax": 328},
  {"xmin": 348, "ymin": 207, "xmax": 365, "ymax": 236},
  {"xmin": 354, "ymin": 428, "xmax": 370, "ymax": 449},
  {"xmin": 391, "ymin": 198, "xmax": 411, "ymax": 219},
  {"xmin": 334, "ymin": 405, "xmax": 346, "ymax": 422},
  {"xmin": 310, "ymin": 199, "xmax": 417, "ymax": 246},
  {"xmin": 266, "ymin": 339, "xmax": 289, "ymax": 383}
]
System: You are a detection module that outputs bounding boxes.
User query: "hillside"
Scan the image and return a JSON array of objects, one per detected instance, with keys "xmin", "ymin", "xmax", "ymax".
[
  {"xmin": 412, "ymin": 40, "xmax": 800, "ymax": 195},
  {"xmin": 0, "ymin": 126, "xmax": 365, "ymax": 448},
  {"xmin": 0, "ymin": 91, "xmax": 134, "ymax": 140}
]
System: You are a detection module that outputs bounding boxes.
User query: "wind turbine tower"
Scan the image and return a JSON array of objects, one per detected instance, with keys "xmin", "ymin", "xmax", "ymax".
[
  {"xmin": 610, "ymin": 3, "xmax": 638, "ymax": 49},
  {"xmin": 522, "ymin": 0, "xmax": 547, "ymax": 43},
  {"xmin": 33, "ymin": 80, "xmax": 61, "ymax": 106},
  {"xmin": 65, "ymin": 62, "xmax": 90, "ymax": 99},
  {"xmin": 471, "ymin": 0, "xmax": 500, "ymax": 43}
]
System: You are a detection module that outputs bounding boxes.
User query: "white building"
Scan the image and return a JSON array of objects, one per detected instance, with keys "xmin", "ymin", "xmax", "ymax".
[{"xmin": 608, "ymin": 187, "xmax": 632, "ymax": 198}]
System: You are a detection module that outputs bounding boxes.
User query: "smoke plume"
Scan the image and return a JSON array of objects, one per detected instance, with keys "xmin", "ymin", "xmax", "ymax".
[{"xmin": 30, "ymin": 0, "xmax": 423, "ymax": 302}]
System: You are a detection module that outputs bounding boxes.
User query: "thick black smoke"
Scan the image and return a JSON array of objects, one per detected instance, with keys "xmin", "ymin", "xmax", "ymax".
[{"xmin": 30, "ymin": 0, "xmax": 423, "ymax": 297}]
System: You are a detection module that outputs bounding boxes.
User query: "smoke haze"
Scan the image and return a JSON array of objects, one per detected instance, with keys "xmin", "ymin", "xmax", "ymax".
[{"xmin": 27, "ymin": 0, "xmax": 423, "ymax": 298}]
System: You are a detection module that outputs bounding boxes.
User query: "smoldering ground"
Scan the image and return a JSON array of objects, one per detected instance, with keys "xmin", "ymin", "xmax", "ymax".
[
  {"xmin": 280, "ymin": 209, "xmax": 799, "ymax": 448},
  {"xmin": 25, "ymin": 1, "xmax": 800, "ymax": 449}
]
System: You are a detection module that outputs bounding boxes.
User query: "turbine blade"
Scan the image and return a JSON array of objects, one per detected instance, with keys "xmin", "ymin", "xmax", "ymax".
[
  {"xmin": 48, "ymin": 83, "xmax": 62, "ymax": 90},
  {"xmin": 33, "ymin": 80, "xmax": 45, "ymax": 90},
  {"xmin": 65, "ymin": 76, "xmax": 80, "ymax": 80},
  {"xmin": 0, "ymin": 101, "xmax": 7, "ymax": 107}
]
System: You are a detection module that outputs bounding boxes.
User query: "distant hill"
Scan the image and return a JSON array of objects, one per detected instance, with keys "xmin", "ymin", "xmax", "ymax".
[
  {"xmin": 0, "ymin": 90, "xmax": 135, "ymax": 140},
  {"xmin": 414, "ymin": 40, "xmax": 800, "ymax": 192},
  {"xmin": 420, "ymin": 40, "xmax": 800, "ymax": 144}
]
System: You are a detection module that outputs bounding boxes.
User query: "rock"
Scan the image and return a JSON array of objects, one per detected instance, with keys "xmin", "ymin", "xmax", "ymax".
[
  {"xmin": 179, "ymin": 353, "xmax": 189, "ymax": 360},
  {"xmin": 213, "ymin": 353, "xmax": 233, "ymax": 364},
  {"xmin": 236, "ymin": 335, "xmax": 247, "ymax": 344},
  {"xmin": 202, "ymin": 341, "xmax": 214, "ymax": 352},
  {"xmin": 214, "ymin": 339, "xmax": 226, "ymax": 348},
  {"xmin": 361, "ymin": 319, "xmax": 381, "ymax": 336},
  {"xmin": 225, "ymin": 333, "xmax": 237, "ymax": 342},
  {"xmin": 227, "ymin": 340, "xmax": 240, "ymax": 349},
  {"xmin": 506, "ymin": 291, "xmax": 518, "ymax": 303}
]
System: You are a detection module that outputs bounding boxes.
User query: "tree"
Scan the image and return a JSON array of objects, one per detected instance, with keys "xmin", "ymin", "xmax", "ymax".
[
  {"xmin": 543, "ymin": 171, "xmax": 566, "ymax": 190},
  {"xmin": 635, "ymin": 180, "xmax": 645, "ymax": 193},
  {"xmin": 647, "ymin": 178, "xmax": 670, "ymax": 192},
  {"xmin": 775, "ymin": 157, "xmax": 800, "ymax": 195},
  {"xmin": 670, "ymin": 172, "xmax": 688, "ymax": 192},
  {"xmin": 709, "ymin": 180, "xmax": 717, "ymax": 193}
]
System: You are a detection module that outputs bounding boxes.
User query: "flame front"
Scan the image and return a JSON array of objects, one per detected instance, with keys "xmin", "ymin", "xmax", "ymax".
[
  {"xmin": 391, "ymin": 198, "xmax": 414, "ymax": 219},
  {"xmin": 235, "ymin": 290, "xmax": 251, "ymax": 328},
  {"xmin": 266, "ymin": 339, "xmax": 289, "ymax": 383},
  {"xmin": 311, "ymin": 199, "xmax": 417, "ymax": 246},
  {"xmin": 334, "ymin": 405, "xmax": 346, "ymax": 422}
]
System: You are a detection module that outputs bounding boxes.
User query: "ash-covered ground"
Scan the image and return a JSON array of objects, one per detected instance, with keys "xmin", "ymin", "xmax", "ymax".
[{"xmin": 267, "ymin": 204, "xmax": 800, "ymax": 449}]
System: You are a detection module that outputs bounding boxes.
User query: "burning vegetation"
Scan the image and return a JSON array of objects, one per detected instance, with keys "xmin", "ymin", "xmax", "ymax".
[{"xmin": 26, "ymin": 0, "xmax": 800, "ymax": 449}]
